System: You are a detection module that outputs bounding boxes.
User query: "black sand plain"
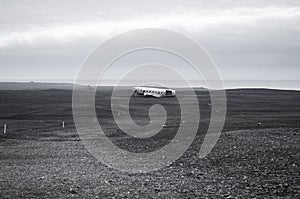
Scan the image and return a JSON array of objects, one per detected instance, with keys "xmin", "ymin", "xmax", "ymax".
[{"xmin": 0, "ymin": 85, "xmax": 299, "ymax": 198}]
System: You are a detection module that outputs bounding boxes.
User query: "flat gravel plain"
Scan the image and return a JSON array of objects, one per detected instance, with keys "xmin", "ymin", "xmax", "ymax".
[{"xmin": 0, "ymin": 88, "xmax": 299, "ymax": 198}]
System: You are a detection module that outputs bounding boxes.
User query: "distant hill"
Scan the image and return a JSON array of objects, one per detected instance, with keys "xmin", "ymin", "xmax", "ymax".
[
  {"xmin": 0, "ymin": 82, "xmax": 208, "ymax": 91},
  {"xmin": 0, "ymin": 82, "xmax": 75, "ymax": 90}
]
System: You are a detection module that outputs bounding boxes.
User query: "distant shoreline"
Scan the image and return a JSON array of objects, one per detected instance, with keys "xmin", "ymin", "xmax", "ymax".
[{"xmin": 0, "ymin": 81, "xmax": 299, "ymax": 91}]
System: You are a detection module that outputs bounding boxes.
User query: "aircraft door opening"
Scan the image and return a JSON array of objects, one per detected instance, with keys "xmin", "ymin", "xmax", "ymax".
[{"xmin": 166, "ymin": 90, "xmax": 172, "ymax": 95}]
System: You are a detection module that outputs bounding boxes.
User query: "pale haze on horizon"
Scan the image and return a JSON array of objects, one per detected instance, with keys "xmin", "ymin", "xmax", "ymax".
[{"xmin": 0, "ymin": 0, "xmax": 300, "ymax": 89}]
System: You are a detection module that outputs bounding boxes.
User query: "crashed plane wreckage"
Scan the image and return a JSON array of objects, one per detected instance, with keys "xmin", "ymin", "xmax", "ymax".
[{"xmin": 133, "ymin": 86, "xmax": 176, "ymax": 98}]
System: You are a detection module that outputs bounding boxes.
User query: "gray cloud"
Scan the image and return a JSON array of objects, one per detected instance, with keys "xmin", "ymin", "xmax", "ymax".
[{"xmin": 0, "ymin": 0, "xmax": 299, "ymax": 86}]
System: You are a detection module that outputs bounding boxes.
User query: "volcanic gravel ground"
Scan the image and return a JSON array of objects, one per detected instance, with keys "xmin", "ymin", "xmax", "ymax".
[{"xmin": 0, "ymin": 88, "xmax": 299, "ymax": 198}]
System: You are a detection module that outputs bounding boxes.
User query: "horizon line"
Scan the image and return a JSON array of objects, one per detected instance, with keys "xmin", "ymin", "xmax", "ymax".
[{"xmin": 0, "ymin": 80, "xmax": 299, "ymax": 91}]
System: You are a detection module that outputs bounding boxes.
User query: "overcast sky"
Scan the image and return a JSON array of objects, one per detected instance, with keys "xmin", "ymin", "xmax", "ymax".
[{"xmin": 0, "ymin": 0, "xmax": 300, "ymax": 87}]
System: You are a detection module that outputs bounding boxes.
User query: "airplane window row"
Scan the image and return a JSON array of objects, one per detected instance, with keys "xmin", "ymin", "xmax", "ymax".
[{"xmin": 142, "ymin": 90, "xmax": 163, "ymax": 94}]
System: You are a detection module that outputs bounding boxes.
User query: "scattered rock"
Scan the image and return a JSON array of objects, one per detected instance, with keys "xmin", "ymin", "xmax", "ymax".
[{"xmin": 69, "ymin": 188, "xmax": 77, "ymax": 194}]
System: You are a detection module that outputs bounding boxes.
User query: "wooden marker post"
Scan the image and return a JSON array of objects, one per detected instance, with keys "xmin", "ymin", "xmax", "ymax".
[{"xmin": 3, "ymin": 124, "xmax": 6, "ymax": 134}]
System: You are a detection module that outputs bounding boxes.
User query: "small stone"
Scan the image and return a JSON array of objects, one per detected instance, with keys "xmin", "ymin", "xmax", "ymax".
[
  {"xmin": 154, "ymin": 188, "xmax": 161, "ymax": 192},
  {"xmin": 283, "ymin": 183, "xmax": 289, "ymax": 187},
  {"xmin": 69, "ymin": 188, "xmax": 77, "ymax": 194}
]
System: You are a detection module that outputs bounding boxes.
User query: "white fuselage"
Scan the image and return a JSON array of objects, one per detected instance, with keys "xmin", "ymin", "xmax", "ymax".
[{"xmin": 133, "ymin": 87, "xmax": 175, "ymax": 98}]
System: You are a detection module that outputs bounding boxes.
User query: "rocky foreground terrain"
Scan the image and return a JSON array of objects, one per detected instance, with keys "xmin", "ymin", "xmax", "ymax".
[{"xmin": 0, "ymin": 88, "xmax": 299, "ymax": 198}]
